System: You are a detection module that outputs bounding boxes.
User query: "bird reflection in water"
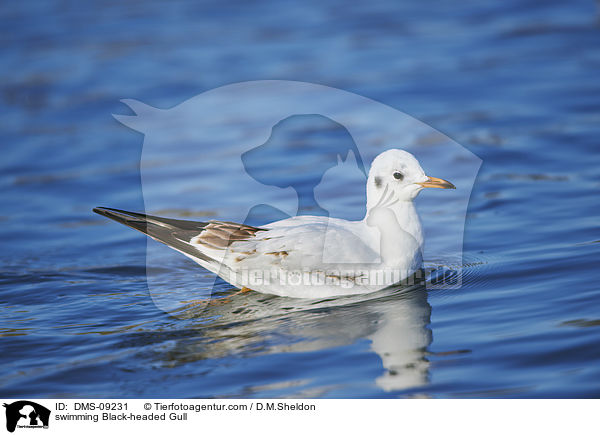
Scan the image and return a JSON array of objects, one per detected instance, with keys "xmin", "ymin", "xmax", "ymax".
[{"xmin": 158, "ymin": 283, "xmax": 432, "ymax": 394}]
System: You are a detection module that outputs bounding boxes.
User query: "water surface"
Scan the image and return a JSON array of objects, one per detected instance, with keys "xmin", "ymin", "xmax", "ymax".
[{"xmin": 1, "ymin": 0, "xmax": 599, "ymax": 398}]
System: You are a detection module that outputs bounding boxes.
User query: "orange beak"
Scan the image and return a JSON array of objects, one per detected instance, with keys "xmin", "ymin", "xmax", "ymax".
[{"xmin": 418, "ymin": 176, "xmax": 456, "ymax": 189}]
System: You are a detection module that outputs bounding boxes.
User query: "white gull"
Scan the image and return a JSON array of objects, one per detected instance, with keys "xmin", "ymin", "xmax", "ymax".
[{"xmin": 94, "ymin": 149, "xmax": 454, "ymax": 298}]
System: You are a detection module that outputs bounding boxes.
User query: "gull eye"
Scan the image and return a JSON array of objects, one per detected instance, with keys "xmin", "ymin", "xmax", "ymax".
[{"xmin": 393, "ymin": 172, "xmax": 404, "ymax": 180}]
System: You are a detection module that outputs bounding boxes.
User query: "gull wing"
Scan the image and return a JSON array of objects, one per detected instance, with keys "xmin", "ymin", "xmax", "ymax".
[{"xmin": 93, "ymin": 207, "xmax": 266, "ymax": 267}]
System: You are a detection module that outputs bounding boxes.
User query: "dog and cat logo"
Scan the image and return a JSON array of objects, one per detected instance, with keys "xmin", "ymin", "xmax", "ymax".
[{"xmin": 3, "ymin": 401, "xmax": 50, "ymax": 432}]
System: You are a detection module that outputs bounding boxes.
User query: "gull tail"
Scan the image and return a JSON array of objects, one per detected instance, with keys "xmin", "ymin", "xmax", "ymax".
[{"xmin": 93, "ymin": 207, "xmax": 215, "ymax": 265}]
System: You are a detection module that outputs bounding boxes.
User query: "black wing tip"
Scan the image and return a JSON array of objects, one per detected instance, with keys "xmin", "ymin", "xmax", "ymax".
[
  {"xmin": 92, "ymin": 206, "xmax": 148, "ymax": 225},
  {"xmin": 93, "ymin": 206, "xmax": 114, "ymax": 218},
  {"xmin": 93, "ymin": 206, "xmax": 124, "ymax": 219},
  {"xmin": 93, "ymin": 206, "xmax": 129, "ymax": 214},
  {"xmin": 93, "ymin": 206, "xmax": 142, "ymax": 216},
  {"xmin": 93, "ymin": 206, "xmax": 117, "ymax": 215}
]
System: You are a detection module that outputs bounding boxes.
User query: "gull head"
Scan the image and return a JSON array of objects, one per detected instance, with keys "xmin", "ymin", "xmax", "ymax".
[{"xmin": 366, "ymin": 149, "xmax": 455, "ymax": 208}]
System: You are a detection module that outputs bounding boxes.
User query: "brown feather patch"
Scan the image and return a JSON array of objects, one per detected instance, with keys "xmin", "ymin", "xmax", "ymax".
[{"xmin": 191, "ymin": 221, "xmax": 266, "ymax": 249}]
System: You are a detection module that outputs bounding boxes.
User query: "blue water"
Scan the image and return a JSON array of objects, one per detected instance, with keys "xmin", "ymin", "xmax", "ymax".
[{"xmin": 1, "ymin": 0, "xmax": 600, "ymax": 398}]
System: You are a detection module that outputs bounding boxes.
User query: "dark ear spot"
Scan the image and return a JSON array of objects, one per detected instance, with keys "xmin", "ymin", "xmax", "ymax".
[{"xmin": 374, "ymin": 176, "xmax": 382, "ymax": 188}]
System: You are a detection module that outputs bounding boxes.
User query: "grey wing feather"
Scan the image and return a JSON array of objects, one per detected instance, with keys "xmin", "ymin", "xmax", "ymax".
[{"xmin": 93, "ymin": 207, "xmax": 266, "ymax": 264}]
